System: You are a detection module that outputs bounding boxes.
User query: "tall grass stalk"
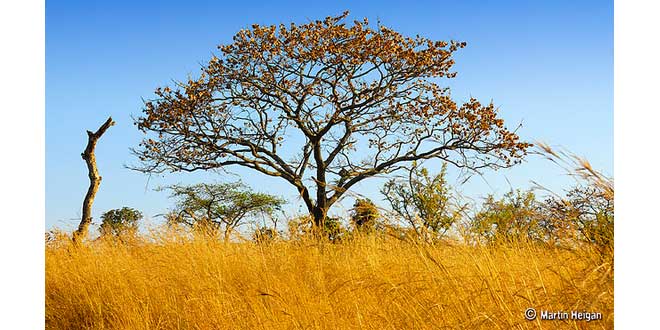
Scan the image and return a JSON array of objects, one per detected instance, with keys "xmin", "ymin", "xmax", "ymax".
[{"xmin": 46, "ymin": 233, "xmax": 612, "ymax": 329}]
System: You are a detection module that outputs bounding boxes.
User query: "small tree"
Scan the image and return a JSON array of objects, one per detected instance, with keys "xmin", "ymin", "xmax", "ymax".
[
  {"xmin": 99, "ymin": 207, "xmax": 142, "ymax": 238},
  {"xmin": 163, "ymin": 182, "xmax": 285, "ymax": 241},
  {"xmin": 133, "ymin": 12, "xmax": 531, "ymax": 231},
  {"xmin": 382, "ymin": 162, "xmax": 465, "ymax": 241},
  {"xmin": 544, "ymin": 186, "xmax": 613, "ymax": 247},
  {"xmin": 534, "ymin": 143, "xmax": 614, "ymax": 249},
  {"xmin": 470, "ymin": 190, "xmax": 549, "ymax": 244},
  {"xmin": 350, "ymin": 198, "xmax": 380, "ymax": 233}
]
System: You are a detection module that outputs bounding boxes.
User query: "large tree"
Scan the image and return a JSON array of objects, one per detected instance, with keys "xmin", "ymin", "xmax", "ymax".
[{"xmin": 134, "ymin": 12, "xmax": 530, "ymax": 228}]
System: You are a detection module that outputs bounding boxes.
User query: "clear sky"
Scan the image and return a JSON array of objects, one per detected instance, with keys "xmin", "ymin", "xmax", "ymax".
[{"xmin": 46, "ymin": 0, "xmax": 612, "ymax": 230}]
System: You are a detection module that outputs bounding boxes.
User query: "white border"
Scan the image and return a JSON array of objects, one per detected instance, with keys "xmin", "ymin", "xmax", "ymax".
[
  {"xmin": 1, "ymin": 0, "xmax": 657, "ymax": 327},
  {"xmin": 0, "ymin": 0, "xmax": 45, "ymax": 328},
  {"xmin": 615, "ymin": 0, "xmax": 660, "ymax": 327}
]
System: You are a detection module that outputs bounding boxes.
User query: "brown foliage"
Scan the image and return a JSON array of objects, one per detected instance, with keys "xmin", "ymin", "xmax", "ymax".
[{"xmin": 134, "ymin": 12, "xmax": 530, "ymax": 227}]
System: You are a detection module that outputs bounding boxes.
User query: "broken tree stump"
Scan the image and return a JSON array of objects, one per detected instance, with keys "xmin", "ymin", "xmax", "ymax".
[{"xmin": 73, "ymin": 116, "xmax": 115, "ymax": 242}]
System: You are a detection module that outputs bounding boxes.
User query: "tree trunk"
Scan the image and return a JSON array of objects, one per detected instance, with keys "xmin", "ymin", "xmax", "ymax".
[
  {"xmin": 310, "ymin": 140, "xmax": 330, "ymax": 233},
  {"xmin": 311, "ymin": 207, "xmax": 326, "ymax": 226},
  {"xmin": 73, "ymin": 117, "xmax": 115, "ymax": 242},
  {"xmin": 223, "ymin": 228, "xmax": 232, "ymax": 242},
  {"xmin": 311, "ymin": 206, "xmax": 329, "ymax": 239}
]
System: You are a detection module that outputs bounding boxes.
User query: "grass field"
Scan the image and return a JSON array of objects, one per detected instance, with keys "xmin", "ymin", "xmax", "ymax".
[{"xmin": 45, "ymin": 233, "xmax": 613, "ymax": 329}]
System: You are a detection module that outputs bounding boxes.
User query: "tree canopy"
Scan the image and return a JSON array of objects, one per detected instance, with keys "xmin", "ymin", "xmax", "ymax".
[
  {"xmin": 99, "ymin": 207, "xmax": 142, "ymax": 238},
  {"xmin": 163, "ymin": 182, "xmax": 285, "ymax": 240},
  {"xmin": 382, "ymin": 162, "xmax": 466, "ymax": 240},
  {"xmin": 134, "ymin": 12, "xmax": 530, "ymax": 228}
]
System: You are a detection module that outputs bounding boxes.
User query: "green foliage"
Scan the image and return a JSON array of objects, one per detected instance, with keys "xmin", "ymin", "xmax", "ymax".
[
  {"xmin": 544, "ymin": 186, "xmax": 613, "ymax": 247},
  {"xmin": 350, "ymin": 198, "xmax": 380, "ymax": 233},
  {"xmin": 163, "ymin": 182, "xmax": 285, "ymax": 240},
  {"xmin": 99, "ymin": 207, "xmax": 143, "ymax": 238},
  {"xmin": 470, "ymin": 190, "xmax": 547, "ymax": 244},
  {"xmin": 468, "ymin": 185, "xmax": 614, "ymax": 248},
  {"xmin": 381, "ymin": 162, "xmax": 465, "ymax": 240},
  {"xmin": 323, "ymin": 216, "xmax": 345, "ymax": 241}
]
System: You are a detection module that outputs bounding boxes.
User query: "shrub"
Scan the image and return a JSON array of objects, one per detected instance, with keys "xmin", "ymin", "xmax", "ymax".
[
  {"xmin": 544, "ymin": 186, "xmax": 613, "ymax": 248},
  {"xmin": 350, "ymin": 198, "xmax": 380, "ymax": 233},
  {"xmin": 382, "ymin": 162, "xmax": 466, "ymax": 241},
  {"xmin": 287, "ymin": 215, "xmax": 346, "ymax": 242},
  {"xmin": 469, "ymin": 190, "xmax": 549, "ymax": 244},
  {"xmin": 99, "ymin": 207, "xmax": 142, "ymax": 238}
]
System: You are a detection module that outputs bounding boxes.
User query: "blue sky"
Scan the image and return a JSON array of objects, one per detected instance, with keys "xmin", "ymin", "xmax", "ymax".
[{"xmin": 46, "ymin": 0, "xmax": 612, "ymax": 230}]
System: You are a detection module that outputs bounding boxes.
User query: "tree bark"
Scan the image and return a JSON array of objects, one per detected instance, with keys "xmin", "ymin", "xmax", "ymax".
[
  {"xmin": 73, "ymin": 117, "xmax": 115, "ymax": 242},
  {"xmin": 223, "ymin": 228, "xmax": 232, "ymax": 242},
  {"xmin": 311, "ymin": 141, "xmax": 328, "ymax": 229},
  {"xmin": 312, "ymin": 206, "xmax": 329, "ymax": 234}
]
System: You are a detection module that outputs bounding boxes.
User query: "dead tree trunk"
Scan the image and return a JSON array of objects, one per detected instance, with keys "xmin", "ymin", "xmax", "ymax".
[{"xmin": 73, "ymin": 117, "xmax": 115, "ymax": 242}]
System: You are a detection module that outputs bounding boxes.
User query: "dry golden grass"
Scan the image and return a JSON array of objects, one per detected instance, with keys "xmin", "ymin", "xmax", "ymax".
[{"xmin": 46, "ymin": 233, "xmax": 612, "ymax": 329}]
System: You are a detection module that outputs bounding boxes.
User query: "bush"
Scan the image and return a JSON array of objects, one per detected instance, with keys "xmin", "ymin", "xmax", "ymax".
[
  {"xmin": 544, "ymin": 186, "xmax": 613, "ymax": 248},
  {"xmin": 382, "ymin": 162, "xmax": 466, "ymax": 241},
  {"xmin": 287, "ymin": 215, "xmax": 346, "ymax": 242},
  {"xmin": 99, "ymin": 207, "xmax": 142, "ymax": 238},
  {"xmin": 350, "ymin": 199, "xmax": 380, "ymax": 233},
  {"xmin": 469, "ymin": 190, "xmax": 549, "ymax": 244}
]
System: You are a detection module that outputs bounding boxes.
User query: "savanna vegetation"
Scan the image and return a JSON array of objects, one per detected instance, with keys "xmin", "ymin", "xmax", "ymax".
[
  {"xmin": 45, "ymin": 143, "xmax": 613, "ymax": 329},
  {"xmin": 46, "ymin": 231, "xmax": 612, "ymax": 329},
  {"xmin": 46, "ymin": 12, "xmax": 613, "ymax": 330}
]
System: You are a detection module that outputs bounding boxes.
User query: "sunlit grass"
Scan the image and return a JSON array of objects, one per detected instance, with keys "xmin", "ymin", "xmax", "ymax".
[{"xmin": 46, "ymin": 232, "xmax": 612, "ymax": 329}]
